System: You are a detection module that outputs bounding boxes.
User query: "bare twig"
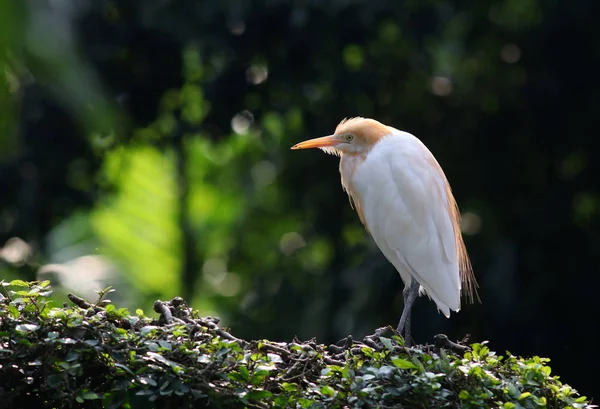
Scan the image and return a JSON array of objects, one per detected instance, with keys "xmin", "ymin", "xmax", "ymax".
[
  {"xmin": 153, "ymin": 300, "xmax": 173, "ymax": 325},
  {"xmin": 68, "ymin": 293, "xmax": 92, "ymax": 309},
  {"xmin": 433, "ymin": 334, "xmax": 471, "ymax": 354}
]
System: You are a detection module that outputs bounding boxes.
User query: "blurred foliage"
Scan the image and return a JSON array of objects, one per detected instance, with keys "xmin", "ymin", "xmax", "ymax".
[
  {"xmin": 0, "ymin": 281, "xmax": 593, "ymax": 409},
  {"xmin": 1, "ymin": 0, "xmax": 600, "ymax": 400}
]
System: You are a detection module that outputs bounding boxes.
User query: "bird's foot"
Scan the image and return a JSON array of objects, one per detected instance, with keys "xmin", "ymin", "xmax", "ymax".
[{"xmin": 396, "ymin": 318, "xmax": 413, "ymax": 347}]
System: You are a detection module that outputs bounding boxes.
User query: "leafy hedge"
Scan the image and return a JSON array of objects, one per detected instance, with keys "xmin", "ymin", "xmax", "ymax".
[{"xmin": 0, "ymin": 280, "xmax": 594, "ymax": 408}]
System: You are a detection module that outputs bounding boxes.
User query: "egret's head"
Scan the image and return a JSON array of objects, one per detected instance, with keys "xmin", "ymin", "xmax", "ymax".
[{"xmin": 291, "ymin": 117, "xmax": 391, "ymax": 156}]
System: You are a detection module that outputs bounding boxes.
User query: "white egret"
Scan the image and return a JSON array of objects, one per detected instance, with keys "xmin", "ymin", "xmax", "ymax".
[{"xmin": 291, "ymin": 117, "xmax": 479, "ymax": 344}]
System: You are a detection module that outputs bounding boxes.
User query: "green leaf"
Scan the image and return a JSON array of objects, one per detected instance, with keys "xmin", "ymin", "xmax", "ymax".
[
  {"xmin": 325, "ymin": 365, "xmax": 343, "ymax": 374},
  {"xmin": 519, "ymin": 392, "xmax": 532, "ymax": 400},
  {"xmin": 117, "ymin": 307, "xmax": 130, "ymax": 317},
  {"xmin": 66, "ymin": 351, "xmax": 80, "ymax": 362},
  {"xmin": 216, "ymin": 347, "xmax": 230, "ymax": 357},
  {"xmin": 15, "ymin": 324, "xmax": 39, "ymax": 332},
  {"xmin": 320, "ymin": 385, "xmax": 336, "ymax": 397},
  {"xmin": 138, "ymin": 376, "xmax": 157, "ymax": 387},
  {"xmin": 46, "ymin": 374, "xmax": 62, "ymax": 388},
  {"xmin": 267, "ymin": 353, "xmax": 283, "ymax": 363},
  {"xmin": 145, "ymin": 352, "xmax": 180, "ymax": 372},
  {"xmin": 136, "ymin": 389, "xmax": 155, "ymax": 396},
  {"xmin": 341, "ymin": 366, "xmax": 355, "ymax": 380},
  {"xmin": 379, "ymin": 337, "xmax": 394, "ymax": 352},
  {"xmin": 17, "ymin": 338, "xmax": 33, "ymax": 347},
  {"xmin": 140, "ymin": 326, "xmax": 158, "ymax": 336},
  {"xmin": 81, "ymin": 391, "xmax": 100, "ymax": 400},
  {"xmin": 9, "ymin": 280, "xmax": 29, "ymax": 287},
  {"xmin": 254, "ymin": 365, "xmax": 274, "ymax": 376},
  {"xmin": 281, "ymin": 382, "xmax": 298, "ymax": 392},
  {"xmin": 245, "ymin": 390, "xmax": 273, "ymax": 400},
  {"xmin": 274, "ymin": 396, "xmax": 290, "ymax": 407},
  {"xmin": 361, "ymin": 346, "xmax": 374, "ymax": 357},
  {"xmin": 238, "ymin": 365, "xmax": 250, "ymax": 381},
  {"xmin": 8, "ymin": 305, "xmax": 19, "ymax": 319},
  {"xmin": 392, "ymin": 358, "xmax": 417, "ymax": 370},
  {"xmin": 228, "ymin": 373, "xmax": 246, "ymax": 382},
  {"xmin": 298, "ymin": 398, "xmax": 315, "ymax": 408},
  {"xmin": 197, "ymin": 354, "xmax": 210, "ymax": 364}
]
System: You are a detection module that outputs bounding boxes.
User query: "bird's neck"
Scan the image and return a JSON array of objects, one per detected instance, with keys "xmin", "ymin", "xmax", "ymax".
[
  {"xmin": 340, "ymin": 152, "xmax": 368, "ymax": 183},
  {"xmin": 339, "ymin": 153, "xmax": 369, "ymax": 229}
]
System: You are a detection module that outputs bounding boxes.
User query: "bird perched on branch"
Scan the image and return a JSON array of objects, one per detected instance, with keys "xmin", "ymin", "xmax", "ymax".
[{"xmin": 291, "ymin": 117, "xmax": 479, "ymax": 345}]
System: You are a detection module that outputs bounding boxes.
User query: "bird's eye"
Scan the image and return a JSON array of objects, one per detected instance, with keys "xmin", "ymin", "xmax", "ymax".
[{"xmin": 344, "ymin": 134, "xmax": 354, "ymax": 142}]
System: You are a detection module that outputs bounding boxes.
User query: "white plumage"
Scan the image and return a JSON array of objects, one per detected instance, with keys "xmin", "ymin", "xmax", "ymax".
[
  {"xmin": 346, "ymin": 129, "xmax": 461, "ymax": 316},
  {"xmin": 291, "ymin": 117, "xmax": 478, "ymax": 341}
]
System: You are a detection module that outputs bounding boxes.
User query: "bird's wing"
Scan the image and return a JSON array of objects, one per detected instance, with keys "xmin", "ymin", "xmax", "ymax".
[{"xmin": 354, "ymin": 133, "xmax": 463, "ymax": 316}]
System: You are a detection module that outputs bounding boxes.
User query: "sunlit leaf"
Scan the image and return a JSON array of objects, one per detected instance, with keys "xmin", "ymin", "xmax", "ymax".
[{"xmin": 392, "ymin": 358, "xmax": 417, "ymax": 370}]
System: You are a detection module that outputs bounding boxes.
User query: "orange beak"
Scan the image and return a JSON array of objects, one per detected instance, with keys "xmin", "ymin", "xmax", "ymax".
[{"xmin": 291, "ymin": 135, "xmax": 338, "ymax": 150}]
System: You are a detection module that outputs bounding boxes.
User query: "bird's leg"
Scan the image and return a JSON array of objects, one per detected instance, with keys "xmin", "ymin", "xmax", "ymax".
[
  {"xmin": 404, "ymin": 308, "xmax": 412, "ymax": 347},
  {"xmin": 396, "ymin": 279, "xmax": 420, "ymax": 346},
  {"xmin": 396, "ymin": 285, "xmax": 411, "ymax": 335}
]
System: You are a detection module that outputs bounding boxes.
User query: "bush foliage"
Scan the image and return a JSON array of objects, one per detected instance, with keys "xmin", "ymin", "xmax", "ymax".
[{"xmin": 0, "ymin": 281, "xmax": 594, "ymax": 408}]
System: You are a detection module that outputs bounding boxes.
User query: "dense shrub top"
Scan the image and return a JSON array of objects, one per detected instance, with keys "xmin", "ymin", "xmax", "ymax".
[{"xmin": 0, "ymin": 280, "xmax": 594, "ymax": 408}]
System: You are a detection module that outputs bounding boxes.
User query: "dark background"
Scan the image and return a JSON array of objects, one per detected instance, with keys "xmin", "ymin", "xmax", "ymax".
[{"xmin": 1, "ymin": 0, "xmax": 598, "ymax": 401}]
